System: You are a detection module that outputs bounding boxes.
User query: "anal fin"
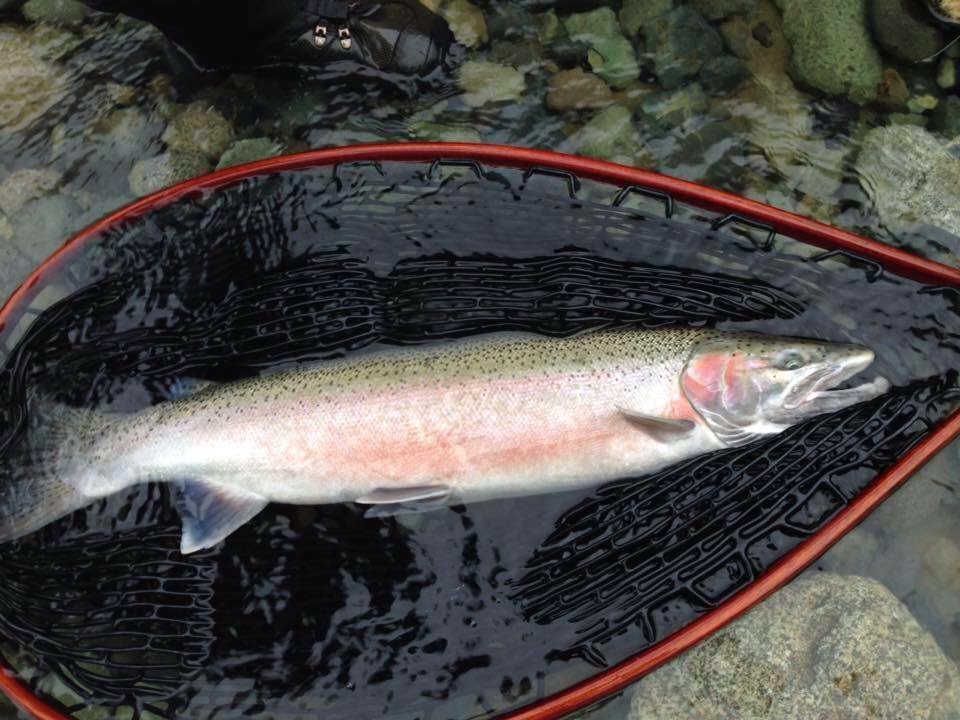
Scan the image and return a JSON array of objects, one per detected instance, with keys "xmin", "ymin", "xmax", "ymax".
[
  {"xmin": 355, "ymin": 485, "xmax": 451, "ymax": 519},
  {"xmin": 176, "ymin": 480, "xmax": 268, "ymax": 554}
]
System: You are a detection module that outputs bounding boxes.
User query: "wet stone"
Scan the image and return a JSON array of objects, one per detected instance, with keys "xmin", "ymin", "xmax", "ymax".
[
  {"xmin": 629, "ymin": 574, "xmax": 960, "ymax": 719},
  {"xmin": 856, "ymin": 125, "xmax": 960, "ymax": 244},
  {"xmin": 546, "ymin": 68, "xmax": 615, "ymax": 112},
  {"xmin": 0, "ymin": 25, "xmax": 71, "ymax": 134},
  {"xmin": 567, "ymin": 104, "xmax": 643, "ymax": 164},
  {"xmin": 643, "ymin": 6, "xmax": 724, "ymax": 90},
  {"xmin": 563, "ymin": 7, "xmax": 640, "ymax": 88},
  {"xmin": 869, "ymin": 0, "xmax": 945, "ymax": 64},
  {"xmin": 21, "ymin": 0, "xmax": 88, "ymax": 26},
  {"xmin": 619, "ymin": 0, "xmax": 672, "ymax": 37},
  {"xmin": 0, "ymin": 167, "xmax": 61, "ymax": 216},
  {"xmin": 437, "ymin": 0, "xmax": 487, "ymax": 48},
  {"xmin": 162, "ymin": 101, "xmax": 236, "ymax": 161},
  {"xmin": 457, "ymin": 60, "xmax": 526, "ymax": 106},
  {"xmin": 128, "ymin": 151, "xmax": 210, "ymax": 197},
  {"xmin": 699, "ymin": 55, "xmax": 750, "ymax": 94},
  {"xmin": 216, "ymin": 138, "xmax": 282, "ymax": 170}
]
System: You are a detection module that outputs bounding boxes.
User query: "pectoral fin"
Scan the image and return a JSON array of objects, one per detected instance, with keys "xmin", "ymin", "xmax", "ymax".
[
  {"xmin": 618, "ymin": 407, "xmax": 696, "ymax": 436},
  {"xmin": 176, "ymin": 480, "xmax": 269, "ymax": 554}
]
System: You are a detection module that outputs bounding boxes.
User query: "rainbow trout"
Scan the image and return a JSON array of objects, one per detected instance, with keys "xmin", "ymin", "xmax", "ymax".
[{"xmin": 0, "ymin": 328, "xmax": 889, "ymax": 553}]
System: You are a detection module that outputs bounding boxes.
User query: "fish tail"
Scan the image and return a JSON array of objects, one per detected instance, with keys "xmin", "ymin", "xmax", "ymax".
[{"xmin": 0, "ymin": 396, "xmax": 104, "ymax": 543}]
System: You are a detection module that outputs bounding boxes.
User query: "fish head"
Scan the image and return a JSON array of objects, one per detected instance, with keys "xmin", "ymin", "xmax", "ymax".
[{"xmin": 681, "ymin": 333, "xmax": 890, "ymax": 447}]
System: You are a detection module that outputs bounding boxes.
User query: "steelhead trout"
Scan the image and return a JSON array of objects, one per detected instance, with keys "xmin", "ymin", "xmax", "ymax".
[{"xmin": 1, "ymin": 328, "xmax": 889, "ymax": 553}]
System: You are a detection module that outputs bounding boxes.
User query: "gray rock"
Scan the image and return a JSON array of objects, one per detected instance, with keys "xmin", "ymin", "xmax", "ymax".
[
  {"xmin": 643, "ymin": 6, "xmax": 724, "ymax": 90},
  {"xmin": 692, "ymin": 0, "xmax": 754, "ymax": 21},
  {"xmin": 563, "ymin": 8, "xmax": 640, "ymax": 88},
  {"xmin": 22, "ymin": 0, "xmax": 88, "ymax": 26},
  {"xmin": 869, "ymin": 0, "xmax": 945, "ymax": 64},
  {"xmin": 629, "ymin": 574, "xmax": 960, "ymax": 720},
  {"xmin": 128, "ymin": 151, "xmax": 210, "ymax": 197},
  {"xmin": 0, "ymin": 167, "xmax": 61, "ymax": 216},
  {"xmin": 775, "ymin": 0, "xmax": 883, "ymax": 105},
  {"xmin": 457, "ymin": 60, "xmax": 526, "ymax": 106},
  {"xmin": 856, "ymin": 125, "xmax": 960, "ymax": 241},
  {"xmin": 13, "ymin": 194, "xmax": 77, "ymax": 263},
  {"xmin": 216, "ymin": 138, "xmax": 282, "ymax": 170},
  {"xmin": 0, "ymin": 25, "xmax": 71, "ymax": 134},
  {"xmin": 932, "ymin": 95, "xmax": 960, "ymax": 136},
  {"xmin": 162, "ymin": 101, "xmax": 236, "ymax": 161},
  {"xmin": 619, "ymin": 0, "xmax": 671, "ymax": 37}
]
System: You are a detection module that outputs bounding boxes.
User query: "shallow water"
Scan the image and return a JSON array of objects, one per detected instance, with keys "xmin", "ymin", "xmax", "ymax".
[{"xmin": 0, "ymin": 0, "xmax": 959, "ymax": 718}]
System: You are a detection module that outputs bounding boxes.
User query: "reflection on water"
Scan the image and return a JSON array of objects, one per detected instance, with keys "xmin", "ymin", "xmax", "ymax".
[{"xmin": 0, "ymin": 0, "xmax": 959, "ymax": 717}]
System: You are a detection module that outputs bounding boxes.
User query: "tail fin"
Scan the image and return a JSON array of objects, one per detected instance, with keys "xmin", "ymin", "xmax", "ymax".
[{"xmin": 0, "ymin": 396, "xmax": 106, "ymax": 543}]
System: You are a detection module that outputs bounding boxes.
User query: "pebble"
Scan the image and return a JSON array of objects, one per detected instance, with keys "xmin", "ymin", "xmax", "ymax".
[
  {"xmin": 457, "ymin": 60, "xmax": 526, "ymax": 106},
  {"xmin": 546, "ymin": 68, "xmax": 615, "ymax": 112}
]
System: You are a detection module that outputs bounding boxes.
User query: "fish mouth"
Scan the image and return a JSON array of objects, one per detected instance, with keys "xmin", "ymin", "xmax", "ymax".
[{"xmin": 784, "ymin": 348, "xmax": 891, "ymax": 417}]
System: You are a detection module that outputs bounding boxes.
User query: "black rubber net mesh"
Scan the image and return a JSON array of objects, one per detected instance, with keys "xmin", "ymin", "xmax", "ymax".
[{"xmin": 0, "ymin": 160, "xmax": 957, "ymax": 719}]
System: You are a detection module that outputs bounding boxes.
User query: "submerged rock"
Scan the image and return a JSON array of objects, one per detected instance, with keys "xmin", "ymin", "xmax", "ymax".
[
  {"xmin": 619, "ymin": 0, "xmax": 672, "ymax": 37},
  {"xmin": 546, "ymin": 68, "xmax": 615, "ymax": 111},
  {"xmin": 128, "ymin": 151, "xmax": 210, "ymax": 197},
  {"xmin": 629, "ymin": 574, "xmax": 960, "ymax": 719},
  {"xmin": 856, "ymin": 125, "xmax": 960, "ymax": 241},
  {"xmin": 216, "ymin": 138, "xmax": 282, "ymax": 171},
  {"xmin": 0, "ymin": 25, "xmax": 71, "ymax": 134},
  {"xmin": 22, "ymin": 0, "xmax": 88, "ymax": 26},
  {"xmin": 457, "ymin": 60, "xmax": 526, "ymax": 106},
  {"xmin": 0, "ymin": 167, "xmax": 62, "ymax": 216},
  {"xmin": 869, "ymin": 0, "xmax": 945, "ymax": 64},
  {"xmin": 12, "ymin": 194, "xmax": 77, "ymax": 262},
  {"xmin": 436, "ymin": 0, "xmax": 487, "ymax": 48},
  {"xmin": 775, "ymin": 0, "xmax": 883, "ymax": 104},
  {"xmin": 643, "ymin": 6, "xmax": 724, "ymax": 90},
  {"xmin": 568, "ymin": 104, "xmax": 644, "ymax": 164},
  {"xmin": 563, "ymin": 7, "xmax": 640, "ymax": 88},
  {"xmin": 162, "ymin": 101, "xmax": 236, "ymax": 162}
]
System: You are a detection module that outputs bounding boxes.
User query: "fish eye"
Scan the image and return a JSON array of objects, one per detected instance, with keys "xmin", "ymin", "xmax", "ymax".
[{"xmin": 776, "ymin": 352, "xmax": 806, "ymax": 371}]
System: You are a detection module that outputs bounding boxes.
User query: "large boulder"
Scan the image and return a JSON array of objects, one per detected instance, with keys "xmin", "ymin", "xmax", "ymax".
[{"xmin": 630, "ymin": 573, "xmax": 960, "ymax": 720}]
